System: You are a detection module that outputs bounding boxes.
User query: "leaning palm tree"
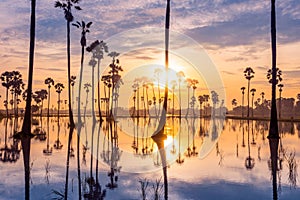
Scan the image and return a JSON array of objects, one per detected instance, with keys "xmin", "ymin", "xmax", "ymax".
[
  {"xmin": 250, "ymin": 88, "xmax": 256, "ymax": 118},
  {"xmin": 54, "ymin": 0, "xmax": 82, "ymax": 130},
  {"xmin": 72, "ymin": 20, "xmax": 92, "ymax": 126},
  {"xmin": 244, "ymin": 67, "xmax": 255, "ymax": 118},
  {"xmin": 45, "ymin": 77, "xmax": 54, "ymax": 118}
]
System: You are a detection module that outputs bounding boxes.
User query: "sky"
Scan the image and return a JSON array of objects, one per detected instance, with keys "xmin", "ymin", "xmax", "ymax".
[{"xmin": 0, "ymin": 0, "xmax": 300, "ymax": 109}]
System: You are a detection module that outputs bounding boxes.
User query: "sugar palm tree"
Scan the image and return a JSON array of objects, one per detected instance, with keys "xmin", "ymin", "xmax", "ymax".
[
  {"xmin": 231, "ymin": 99, "xmax": 237, "ymax": 110},
  {"xmin": 211, "ymin": 91, "xmax": 219, "ymax": 117},
  {"xmin": 240, "ymin": 87, "xmax": 246, "ymax": 117},
  {"xmin": 54, "ymin": 0, "xmax": 82, "ymax": 130},
  {"xmin": 55, "ymin": 83, "xmax": 64, "ymax": 123},
  {"xmin": 73, "ymin": 20, "xmax": 92, "ymax": 126},
  {"xmin": 35, "ymin": 89, "xmax": 48, "ymax": 118},
  {"xmin": 190, "ymin": 79, "xmax": 198, "ymax": 117},
  {"xmin": 70, "ymin": 75, "xmax": 76, "ymax": 110},
  {"xmin": 278, "ymin": 83, "xmax": 283, "ymax": 119},
  {"xmin": 1, "ymin": 71, "xmax": 12, "ymax": 118},
  {"xmin": 198, "ymin": 95, "xmax": 204, "ymax": 118},
  {"xmin": 203, "ymin": 94, "xmax": 210, "ymax": 117},
  {"xmin": 107, "ymin": 51, "xmax": 123, "ymax": 117},
  {"xmin": 45, "ymin": 78, "xmax": 54, "ymax": 118},
  {"xmin": 176, "ymin": 71, "xmax": 185, "ymax": 118},
  {"xmin": 87, "ymin": 40, "xmax": 108, "ymax": 122},
  {"xmin": 244, "ymin": 67, "xmax": 255, "ymax": 118},
  {"xmin": 250, "ymin": 88, "xmax": 256, "ymax": 118}
]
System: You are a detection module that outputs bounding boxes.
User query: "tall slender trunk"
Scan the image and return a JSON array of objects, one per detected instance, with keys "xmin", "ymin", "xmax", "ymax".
[
  {"xmin": 152, "ymin": 1, "xmax": 170, "ymax": 199},
  {"xmin": 67, "ymin": 14, "xmax": 75, "ymax": 130},
  {"xmin": 78, "ymin": 45, "xmax": 84, "ymax": 126},
  {"xmin": 247, "ymin": 80, "xmax": 250, "ymax": 118},
  {"xmin": 268, "ymin": 0, "xmax": 279, "ymax": 138},
  {"xmin": 92, "ymin": 66, "xmax": 96, "ymax": 123},
  {"xmin": 97, "ymin": 59, "xmax": 103, "ymax": 122},
  {"xmin": 77, "ymin": 125, "xmax": 82, "ymax": 200},
  {"xmin": 242, "ymin": 93, "xmax": 244, "ymax": 118},
  {"xmin": 186, "ymin": 87, "xmax": 190, "ymax": 118},
  {"xmin": 5, "ymin": 88, "xmax": 9, "ymax": 118},
  {"xmin": 20, "ymin": 1, "xmax": 36, "ymax": 199},
  {"xmin": 178, "ymin": 83, "xmax": 181, "ymax": 118},
  {"xmin": 47, "ymin": 87, "xmax": 51, "ymax": 118}
]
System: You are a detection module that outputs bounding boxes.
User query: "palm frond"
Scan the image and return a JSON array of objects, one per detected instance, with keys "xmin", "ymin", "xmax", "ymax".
[
  {"xmin": 86, "ymin": 22, "xmax": 93, "ymax": 28},
  {"xmin": 54, "ymin": 1, "xmax": 63, "ymax": 8},
  {"xmin": 74, "ymin": 6, "xmax": 82, "ymax": 10},
  {"xmin": 72, "ymin": 23, "xmax": 80, "ymax": 28}
]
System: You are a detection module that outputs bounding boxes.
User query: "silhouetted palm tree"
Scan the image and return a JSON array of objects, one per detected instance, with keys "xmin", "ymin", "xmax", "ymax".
[
  {"xmin": 203, "ymin": 94, "xmax": 209, "ymax": 117},
  {"xmin": 35, "ymin": 89, "xmax": 48, "ymax": 117},
  {"xmin": 70, "ymin": 75, "xmax": 76, "ymax": 110},
  {"xmin": 190, "ymin": 79, "xmax": 198, "ymax": 117},
  {"xmin": 87, "ymin": 40, "xmax": 108, "ymax": 122},
  {"xmin": 45, "ymin": 77, "xmax": 54, "ymax": 118},
  {"xmin": 1, "ymin": 71, "xmax": 12, "ymax": 118},
  {"xmin": 73, "ymin": 20, "xmax": 92, "ymax": 126},
  {"xmin": 250, "ymin": 89, "xmax": 256, "ymax": 118},
  {"xmin": 244, "ymin": 67, "xmax": 255, "ymax": 118},
  {"xmin": 278, "ymin": 83, "xmax": 283, "ymax": 119},
  {"xmin": 260, "ymin": 92, "xmax": 265, "ymax": 104},
  {"xmin": 231, "ymin": 98, "xmax": 237, "ymax": 110},
  {"xmin": 107, "ymin": 51, "xmax": 123, "ymax": 117},
  {"xmin": 211, "ymin": 91, "xmax": 219, "ymax": 117},
  {"xmin": 55, "ymin": 83, "xmax": 64, "ymax": 122},
  {"xmin": 54, "ymin": 0, "xmax": 82, "ymax": 130},
  {"xmin": 198, "ymin": 95, "xmax": 204, "ymax": 118},
  {"xmin": 83, "ymin": 83, "xmax": 91, "ymax": 118}
]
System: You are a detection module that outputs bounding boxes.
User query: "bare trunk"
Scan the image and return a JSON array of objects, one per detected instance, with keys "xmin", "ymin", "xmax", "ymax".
[{"xmin": 268, "ymin": 0, "xmax": 279, "ymax": 138}]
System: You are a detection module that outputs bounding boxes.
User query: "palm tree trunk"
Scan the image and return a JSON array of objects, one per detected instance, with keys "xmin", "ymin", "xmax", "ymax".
[
  {"xmin": 77, "ymin": 125, "xmax": 82, "ymax": 200},
  {"xmin": 247, "ymin": 80, "xmax": 250, "ymax": 118},
  {"xmin": 20, "ymin": 0, "xmax": 36, "ymax": 199},
  {"xmin": 78, "ymin": 45, "xmax": 84, "ymax": 126},
  {"xmin": 67, "ymin": 15, "xmax": 75, "ymax": 130},
  {"xmin": 47, "ymin": 87, "xmax": 50, "ymax": 118},
  {"xmin": 92, "ymin": 67, "xmax": 96, "ymax": 123},
  {"xmin": 97, "ymin": 59, "xmax": 103, "ymax": 122},
  {"xmin": 268, "ymin": 0, "xmax": 279, "ymax": 138},
  {"xmin": 5, "ymin": 88, "xmax": 9, "ymax": 118}
]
